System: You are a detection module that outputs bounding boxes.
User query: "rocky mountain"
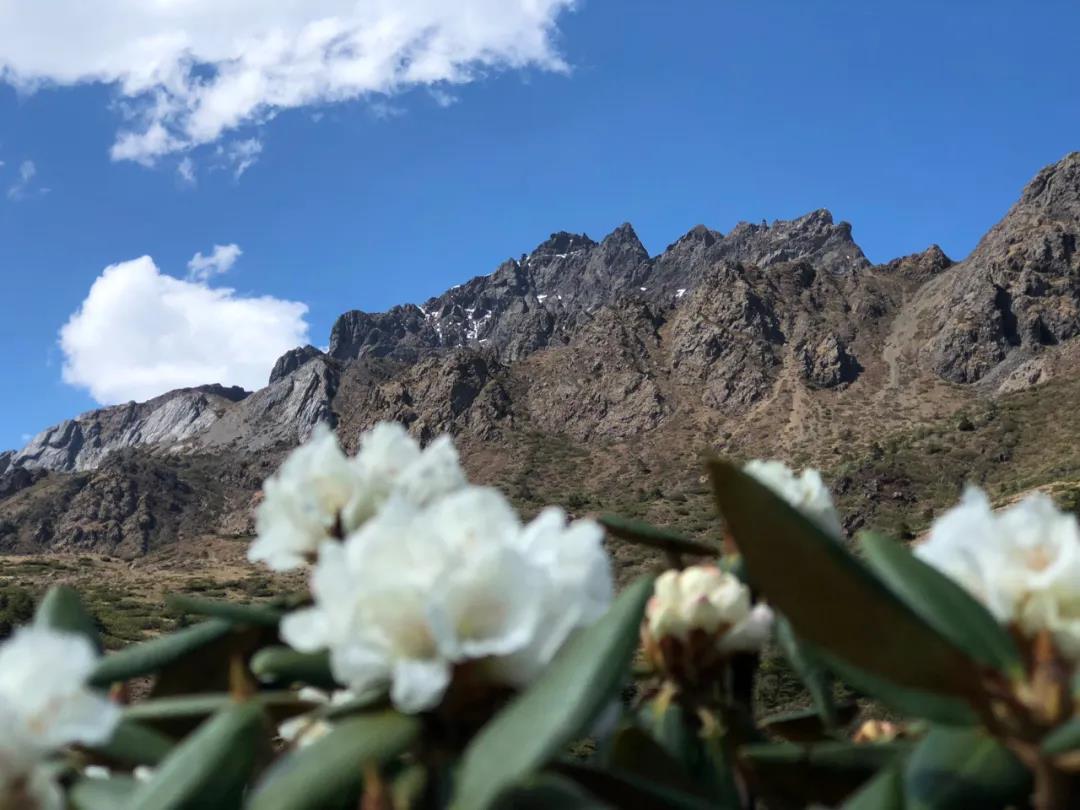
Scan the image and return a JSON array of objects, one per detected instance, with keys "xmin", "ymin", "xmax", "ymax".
[{"xmin": 5, "ymin": 152, "xmax": 1080, "ymax": 559}]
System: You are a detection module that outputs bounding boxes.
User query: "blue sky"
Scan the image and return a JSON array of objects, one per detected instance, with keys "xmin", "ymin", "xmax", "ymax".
[{"xmin": 1, "ymin": 0, "xmax": 1079, "ymax": 451}]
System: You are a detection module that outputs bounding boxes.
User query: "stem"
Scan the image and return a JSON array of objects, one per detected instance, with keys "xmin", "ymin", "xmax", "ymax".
[{"xmin": 1033, "ymin": 758, "xmax": 1079, "ymax": 810}]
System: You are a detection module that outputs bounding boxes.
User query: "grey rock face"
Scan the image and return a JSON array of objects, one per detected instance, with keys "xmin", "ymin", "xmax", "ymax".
[
  {"xmin": 0, "ymin": 450, "xmax": 12, "ymax": 476},
  {"xmin": 13, "ymin": 385, "xmax": 248, "ymax": 473},
  {"xmin": 201, "ymin": 357, "xmax": 340, "ymax": 450},
  {"xmin": 925, "ymin": 152, "xmax": 1080, "ymax": 383},
  {"xmin": 269, "ymin": 345, "xmax": 326, "ymax": 384}
]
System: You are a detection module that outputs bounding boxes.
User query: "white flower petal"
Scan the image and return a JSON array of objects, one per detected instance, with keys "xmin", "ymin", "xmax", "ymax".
[{"xmin": 390, "ymin": 659, "xmax": 451, "ymax": 714}]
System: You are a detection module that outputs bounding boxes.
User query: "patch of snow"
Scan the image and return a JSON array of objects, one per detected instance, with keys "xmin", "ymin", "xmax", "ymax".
[
  {"xmin": 537, "ymin": 294, "xmax": 548, "ymax": 302},
  {"xmin": 675, "ymin": 288, "xmax": 687, "ymax": 299},
  {"xmin": 640, "ymin": 286, "xmax": 648, "ymax": 291}
]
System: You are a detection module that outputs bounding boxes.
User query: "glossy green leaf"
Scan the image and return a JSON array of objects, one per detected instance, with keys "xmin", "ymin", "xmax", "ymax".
[
  {"xmin": 1044, "ymin": 717, "xmax": 1080, "ymax": 755},
  {"xmin": 127, "ymin": 702, "xmax": 266, "ymax": 810},
  {"xmin": 599, "ymin": 515, "xmax": 717, "ymax": 557},
  {"xmin": 35, "ymin": 585, "xmax": 101, "ymax": 650},
  {"xmin": 820, "ymin": 648, "xmax": 978, "ymax": 727},
  {"xmin": 165, "ymin": 594, "xmax": 282, "ymax": 628},
  {"xmin": 89, "ymin": 620, "xmax": 232, "ymax": 687},
  {"xmin": 708, "ymin": 460, "xmax": 977, "ymax": 696},
  {"xmin": 69, "ymin": 776, "xmax": 138, "ymax": 810},
  {"xmin": 775, "ymin": 617, "xmax": 838, "ymax": 731},
  {"xmin": 250, "ymin": 646, "xmax": 338, "ymax": 690},
  {"xmin": 903, "ymin": 726, "xmax": 1030, "ymax": 809},
  {"xmin": 842, "ymin": 763, "xmax": 906, "ymax": 809},
  {"xmin": 88, "ymin": 719, "xmax": 175, "ymax": 766},
  {"xmin": 454, "ymin": 575, "xmax": 654, "ymax": 810},
  {"xmin": 247, "ymin": 710, "xmax": 421, "ymax": 810},
  {"xmin": 860, "ymin": 532, "xmax": 1022, "ymax": 677},
  {"xmin": 741, "ymin": 740, "xmax": 908, "ymax": 807}
]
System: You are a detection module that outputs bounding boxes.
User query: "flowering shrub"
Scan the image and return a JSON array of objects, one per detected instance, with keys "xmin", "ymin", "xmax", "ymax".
[{"xmin": 5, "ymin": 422, "xmax": 1080, "ymax": 808}]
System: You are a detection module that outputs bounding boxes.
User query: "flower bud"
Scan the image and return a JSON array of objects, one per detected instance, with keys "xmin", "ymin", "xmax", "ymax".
[{"xmin": 642, "ymin": 565, "xmax": 772, "ymax": 683}]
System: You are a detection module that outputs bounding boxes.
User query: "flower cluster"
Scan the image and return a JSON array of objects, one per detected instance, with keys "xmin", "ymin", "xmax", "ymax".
[
  {"xmin": 249, "ymin": 423, "xmax": 467, "ymax": 571},
  {"xmin": 743, "ymin": 459, "xmax": 843, "ymax": 537},
  {"xmin": 916, "ymin": 487, "xmax": 1080, "ymax": 661},
  {"xmin": 0, "ymin": 626, "xmax": 119, "ymax": 809},
  {"xmin": 642, "ymin": 565, "xmax": 773, "ymax": 682},
  {"xmin": 263, "ymin": 423, "xmax": 614, "ymax": 714}
]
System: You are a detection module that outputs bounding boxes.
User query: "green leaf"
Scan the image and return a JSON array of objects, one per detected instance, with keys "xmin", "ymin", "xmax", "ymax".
[
  {"xmin": 250, "ymin": 646, "xmax": 338, "ymax": 690},
  {"xmin": 775, "ymin": 617, "xmax": 838, "ymax": 731},
  {"xmin": 903, "ymin": 726, "xmax": 1030, "ymax": 809},
  {"xmin": 165, "ymin": 594, "xmax": 282, "ymax": 628},
  {"xmin": 740, "ymin": 740, "xmax": 908, "ymax": 807},
  {"xmin": 69, "ymin": 776, "xmax": 139, "ymax": 810},
  {"xmin": 707, "ymin": 460, "xmax": 977, "ymax": 696},
  {"xmin": 35, "ymin": 585, "xmax": 101, "ymax": 651},
  {"xmin": 123, "ymin": 691, "xmax": 307, "ymax": 722},
  {"xmin": 605, "ymin": 724, "xmax": 701, "ymax": 796},
  {"xmin": 860, "ymin": 532, "xmax": 1022, "ymax": 677},
  {"xmin": 842, "ymin": 763, "xmax": 906, "ymax": 809},
  {"xmin": 88, "ymin": 719, "xmax": 175, "ymax": 766},
  {"xmin": 820, "ymin": 649, "xmax": 978, "ymax": 727},
  {"xmin": 454, "ymin": 575, "xmax": 655, "ymax": 810},
  {"xmin": 638, "ymin": 700, "xmax": 740, "ymax": 804},
  {"xmin": 127, "ymin": 702, "xmax": 266, "ymax": 810},
  {"xmin": 247, "ymin": 710, "xmax": 421, "ymax": 810},
  {"xmin": 760, "ymin": 705, "xmax": 859, "ymax": 743},
  {"xmin": 89, "ymin": 620, "xmax": 232, "ymax": 687},
  {"xmin": 1044, "ymin": 717, "xmax": 1080, "ymax": 755},
  {"xmin": 553, "ymin": 762, "xmax": 721, "ymax": 810},
  {"xmin": 491, "ymin": 774, "xmax": 609, "ymax": 810},
  {"xmin": 599, "ymin": 515, "xmax": 717, "ymax": 557}
]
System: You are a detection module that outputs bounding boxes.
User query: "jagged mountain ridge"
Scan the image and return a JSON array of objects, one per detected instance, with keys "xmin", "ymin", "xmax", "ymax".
[{"xmin": 4, "ymin": 152, "xmax": 1080, "ymax": 557}]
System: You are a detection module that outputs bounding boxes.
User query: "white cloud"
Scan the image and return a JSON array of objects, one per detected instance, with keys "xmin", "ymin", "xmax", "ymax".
[
  {"xmin": 0, "ymin": 1, "xmax": 575, "ymax": 164},
  {"xmin": 187, "ymin": 243, "xmax": 243, "ymax": 281},
  {"xmin": 7, "ymin": 159, "xmax": 36, "ymax": 200},
  {"xmin": 177, "ymin": 156, "xmax": 196, "ymax": 186},
  {"xmin": 60, "ymin": 256, "xmax": 310, "ymax": 404},
  {"xmin": 221, "ymin": 138, "xmax": 262, "ymax": 179}
]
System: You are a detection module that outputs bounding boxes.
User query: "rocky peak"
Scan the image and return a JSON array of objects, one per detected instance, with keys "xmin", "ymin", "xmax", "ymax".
[
  {"xmin": 269, "ymin": 345, "xmax": 326, "ymax": 384},
  {"xmin": 925, "ymin": 152, "xmax": 1080, "ymax": 384},
  {"xmin": 881, "ymin": 245, "xmax": 953, "ymax": 282},
  {"xmin": 529, "ymin": 231, "xmax": 596, "ymax": 259},
  {"xmin": 1017, "ymin": 151, "xmax": 1080, "ymax": 214}
]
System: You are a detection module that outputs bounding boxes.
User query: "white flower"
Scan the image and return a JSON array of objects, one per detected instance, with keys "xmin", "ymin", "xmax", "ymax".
[
  {"xmin": 491, "ymin": 507, "xmax": 614, "ymax": 685},
  {"xmin": 916, "ymin": 487, "xmax": 1080, "ymax": 660},
  {"xmin": 249, "ymin": 424, "xmax": 362, "ymax": 571},
  {"xmin": 0, "ymin": 625, "xmax": 119, "ymax": 810},
  {"xmin": 343, "ymin": 424, "xmax": 467, "ymax": 527},
  {"xmin": 743, "ymin": 460, "xmax": 843, "ymax": 537},
  {"xmin": 249, "ymin": 422, "xmax": 467, "ymax": 571},
  {"xmin": 645, "ymin": 565, "xmax": 773, "ymax": 654},
  {"xmin": 282, "ymin": 487, "xmax": 614, "ymax": 714}
]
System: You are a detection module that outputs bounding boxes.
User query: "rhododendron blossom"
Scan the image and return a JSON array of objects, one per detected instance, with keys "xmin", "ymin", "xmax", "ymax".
[
  {"xmin": 248, "ymin": 422, "xmax": 466, "ymax": 571},
  {"xmin": 743, "ymin": 459, "xmax": 842, "ymax": 537},
  {"xmin": 0, "ymin": 625, "xmax": 120, "ymax": 810},
  {"xmin": 281, "ymin": 487, "xmax": 613, "ymax": 713},
  {"xmin": 645, "ymin": 565, "xmax": 773, "ymax": 654},
  {"xmin": 916, "ymin": 487, "xmax": 1080, "ymax": 661}
]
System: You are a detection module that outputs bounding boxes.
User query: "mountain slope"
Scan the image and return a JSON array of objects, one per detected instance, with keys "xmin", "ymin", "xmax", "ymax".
[{"xmin": 4, "ymin": 152, "xmax": 1080, "ymax": 565}]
